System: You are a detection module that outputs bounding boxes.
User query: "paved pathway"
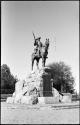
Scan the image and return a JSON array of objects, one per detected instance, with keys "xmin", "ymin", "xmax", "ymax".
[{"xmin": 1, "ymin": 101, "xmax": 80, "ymax": 124}]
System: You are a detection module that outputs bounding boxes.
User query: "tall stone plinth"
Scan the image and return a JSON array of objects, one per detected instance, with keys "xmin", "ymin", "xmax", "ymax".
[{"xmin": 41, "ymin": 72, "xmax": 52, "ymax": 97}]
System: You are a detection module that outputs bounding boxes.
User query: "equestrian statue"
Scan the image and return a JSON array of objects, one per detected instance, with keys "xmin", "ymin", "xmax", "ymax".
[{"xmin": 31, "ymin": 32, "xmax": 50, "ymax": 70}]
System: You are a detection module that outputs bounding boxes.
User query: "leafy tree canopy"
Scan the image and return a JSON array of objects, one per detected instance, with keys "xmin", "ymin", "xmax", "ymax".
[
  {"xmin": 1, "ymin": 64, "xmax": 18, "ymax": 94},
  {"xmin": 47, "ymin": 61, "xmax": 75, "ymax": 93}
]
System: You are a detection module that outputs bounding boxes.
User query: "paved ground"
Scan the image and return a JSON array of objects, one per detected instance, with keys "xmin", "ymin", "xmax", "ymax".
[{"xmin": 1, "ymin": 101, "xmax": 80, "ymax": 124}]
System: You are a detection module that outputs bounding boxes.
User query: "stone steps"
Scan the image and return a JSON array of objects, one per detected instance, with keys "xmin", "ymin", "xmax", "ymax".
[{"xmin": 1, "ymin": 102, "xmax": 80, "ymax": 110}]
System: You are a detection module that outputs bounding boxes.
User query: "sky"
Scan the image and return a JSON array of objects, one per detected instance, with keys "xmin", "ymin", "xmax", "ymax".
[{"xmin": 1, "ymin": 1, "xmax": 79, "ymax": 93}]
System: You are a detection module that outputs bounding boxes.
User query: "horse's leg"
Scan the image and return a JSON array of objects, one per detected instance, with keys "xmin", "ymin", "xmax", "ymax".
[
  {"xmin": 44, "ymin": 58, "xmax": 46, "ymax": 67},
  {"xmin": 42, "ymin": 57, "xmax": 45, "ymax": 67},
  {"xmin": 32, "ymin": 58, "xmax": 34, "ymax": 70},
  {"xmin": 36, "ymin": 59, "xmax": 39, "ymax": 70},
  {"xmin": 42, "ymin": 57, "xmax": 46, "ymax": 67}
]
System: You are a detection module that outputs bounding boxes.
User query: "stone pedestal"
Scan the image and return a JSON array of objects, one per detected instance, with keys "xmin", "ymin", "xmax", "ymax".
[
  {"xmin": 6, "ymin": 67, "xmax": 62, "ymax": 104},
  {"xmin": 24, "ymin": 67, "xmax": 52, "ymax": 97}
]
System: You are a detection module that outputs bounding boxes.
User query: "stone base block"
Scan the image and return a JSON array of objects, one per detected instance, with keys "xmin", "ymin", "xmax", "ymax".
[
  {"xmin": 14, "ymin": 93, "xmax": 23, "ymax": 103},
  {"xmin": 21, "ymin": 96, "xmax": 32, "ymax": 104},
  {"xmin": 61, "ymin": 95, "xmax": 72, "ymax": 103},
  {"xmin": 21, "ymin": 95, "xmax": 38, "ymax": 104},
  {"xmin": 38, "ymin": 97, "xmax": 45, "ymax": 104},
  {"xmin": 6, "ymin": 97, "xmax": 14, "ymax": 104},
  {"xmin": 38, "ymin": 97, "xmax": 59, "ymax": 104}
]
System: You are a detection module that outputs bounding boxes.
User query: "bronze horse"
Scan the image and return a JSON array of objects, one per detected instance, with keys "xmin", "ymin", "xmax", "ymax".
[{"xmin": 31, "ymin": 39, "xmax": 49, "ymax": 70}]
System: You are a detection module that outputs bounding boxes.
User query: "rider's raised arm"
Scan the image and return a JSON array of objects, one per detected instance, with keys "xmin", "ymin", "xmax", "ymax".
[{"xmin": 32, "ymin": 32, "xmax": 35, "ymax": 40}]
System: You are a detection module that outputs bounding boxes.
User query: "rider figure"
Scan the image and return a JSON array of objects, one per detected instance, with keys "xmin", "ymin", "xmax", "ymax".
[{"xmin": 34, "ymin": 36, "xmax": 42, "ymax": 57}]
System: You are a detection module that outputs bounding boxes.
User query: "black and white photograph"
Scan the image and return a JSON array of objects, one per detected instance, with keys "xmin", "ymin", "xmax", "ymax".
[{"xmin": 1, "ymin": 1, "xmax": 79, "ymax": 124}]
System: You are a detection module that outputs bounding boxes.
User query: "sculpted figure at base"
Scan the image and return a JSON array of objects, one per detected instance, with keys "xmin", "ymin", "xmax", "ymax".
[{"xmin": 31, "ymin": 33, "xmax": 49, "ymax": 70}]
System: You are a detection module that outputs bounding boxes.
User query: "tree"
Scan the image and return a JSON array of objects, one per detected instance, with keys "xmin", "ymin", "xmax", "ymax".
[
  {"xmin": 1, "ymin": 64, "xmax": 10, "ymax": 81},
  {"xmin": 47, "ymin": 61, "xmax": 75, "ymax": 94},
  {"xmin": 1, "ymin": 64, "xmax": 18, "ymax": 94}
]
